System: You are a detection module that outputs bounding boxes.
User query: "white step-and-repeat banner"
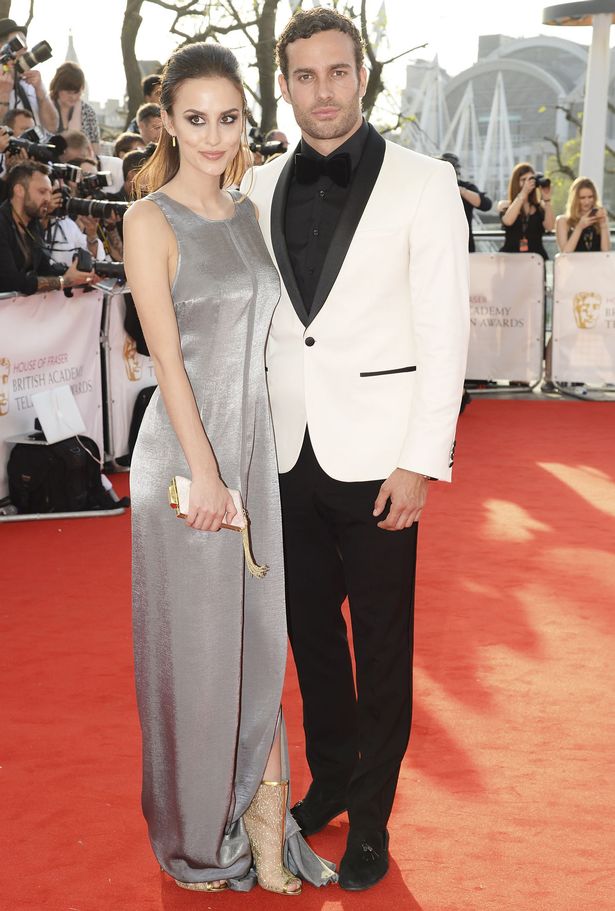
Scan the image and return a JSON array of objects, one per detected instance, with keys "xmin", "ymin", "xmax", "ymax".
[
  {"xmin": 467, "ymin": 253, "xmax": 545, "ymax": 383},
  {"xmin": 104, "ymin": 292, "xmax": 156, "ymax": 460},
  {"xmin": 0, "ymin": 289, "xmax": 104, "ymax": 499},
  {"xmin": 552, "ymin": 252, "xmax": 615, "ymax": 384}
]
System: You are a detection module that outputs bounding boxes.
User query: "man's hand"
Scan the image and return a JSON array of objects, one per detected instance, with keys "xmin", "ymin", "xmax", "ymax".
[
  {"xmin": 373, "ymin": 468, "xmax": 429, "ymax": 531},
  {"xmin": 20, "ymin": 69, "xmax": 42, "ymax": 93},
  {"xmin": 0, "ymin": 67, "xmax": 14, "ymax": 103}
]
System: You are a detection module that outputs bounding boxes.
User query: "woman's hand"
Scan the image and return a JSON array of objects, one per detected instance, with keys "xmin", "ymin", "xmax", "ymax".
[
  {"xmin": 520, "ymin": 176, "xmax": 535, "ymax": 199},
  {"xmin": 579, "ymin": 212, "xmax": 599, "ymax": 230},
  {"xmin": 186, "ymin": 475, "xmax": 237, "ymax": 532},
  {"xmin": 595, "ymin": 206, "xmax": 608, "ymax": 226}
]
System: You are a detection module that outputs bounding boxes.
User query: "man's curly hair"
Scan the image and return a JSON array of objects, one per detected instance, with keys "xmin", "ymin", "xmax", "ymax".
[{"xmin": 276, "ymin": 8, "xmax": 365, "ymax": 80}]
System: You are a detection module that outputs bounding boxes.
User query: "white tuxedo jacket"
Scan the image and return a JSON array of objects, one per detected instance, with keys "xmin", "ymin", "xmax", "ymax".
[{"xmin": 242, "ymin": 125, "xmax": 469, "ymax": 482}]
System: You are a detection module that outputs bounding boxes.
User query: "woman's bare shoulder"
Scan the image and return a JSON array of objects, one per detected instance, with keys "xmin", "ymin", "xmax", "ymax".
[{"xmin": 124, "ymin": 197, "xmax": 168, "ymax": 233}]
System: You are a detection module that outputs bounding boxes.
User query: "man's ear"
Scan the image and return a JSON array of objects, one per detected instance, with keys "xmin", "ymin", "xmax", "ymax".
[
  {"xmin": 359, "ymin": 65, "xmax": 368, "ymax": 99},
  {"xmin": 278, "ymin": 73, "xmax": 291, "ymax": 104}
]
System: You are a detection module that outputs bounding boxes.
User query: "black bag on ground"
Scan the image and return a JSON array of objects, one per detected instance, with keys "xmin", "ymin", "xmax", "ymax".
[{"xmin": 7, "ymin": 435, "xmax": 127, "ymax": 514}]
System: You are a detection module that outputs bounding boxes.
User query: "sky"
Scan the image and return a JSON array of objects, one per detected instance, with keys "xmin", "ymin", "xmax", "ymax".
[{"xmin": 6, "ymin": 0, "xmax": 615, "ymax": 139}]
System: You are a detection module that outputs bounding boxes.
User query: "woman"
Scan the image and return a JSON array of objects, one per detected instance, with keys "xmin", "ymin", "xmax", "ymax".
[
  {"xmin": 498, "ymin": 163, "xmax": 555, "ymax": 259},
  {"xmin": 49, "ymin": 62, "xmax": 100, "ymax": 153},
  {"xmin": 123, "ymin": 43, "xmax": 336, "ymax": 895},
  {"xmin": 556, "ymin": 176, "xmax": 611, "ymax": 253}
]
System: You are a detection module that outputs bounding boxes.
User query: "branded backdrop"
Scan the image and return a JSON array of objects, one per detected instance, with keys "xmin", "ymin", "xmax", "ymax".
[
  {"xmin": 467, "ymin": 253, "xmax": 545, "ymax": 383},
  {"xmin": 0, "ymin": 289, "xmax": 104, "ymax": 499},
  {"xmin": 552, "ymin": 252, "xmax": 615, "ymax": 384},
  {"xmin": 104, "ymin": 292, "xmax": 156, "ymax": 460}
]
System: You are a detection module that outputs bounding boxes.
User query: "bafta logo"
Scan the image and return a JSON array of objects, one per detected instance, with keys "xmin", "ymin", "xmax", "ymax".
[
  {"xmin": 0, "ymin": 357, "xmax": 10, "ymax": 417},
  {"xmin": 573, "ymin": 292, "xmax": 601, "ymax": 329},
  {"xmin": 123, "ymin": 335, "xmax": 142, "ymax": 381}
]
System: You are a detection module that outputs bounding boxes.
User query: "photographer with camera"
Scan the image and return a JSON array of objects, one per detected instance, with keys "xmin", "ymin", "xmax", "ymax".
[
  {"xmin": 498, "ymin": 162, "xmax": 554, "ymax": 260},
  {"xmin": 3, "ymin": 106, "xmax": 34, "ymax": 137},
  {"xmin": 39, "ymin": 161, "xmax": 106, "ymax": 269},
  {"xmin": 0, "ymin": 19, "xmax": 57, "ymax": 136},
  {"xmin": 440, "ymin": 152, "xmax": 492, "ymax": 252},
  {"xmin": 0, "ymin": 160, "xmax": 94, "ymax": 294}
]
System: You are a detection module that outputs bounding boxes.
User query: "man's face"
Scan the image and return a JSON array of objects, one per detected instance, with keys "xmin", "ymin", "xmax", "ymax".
[
  {"xmin": 279, "ymin": 30, "xmax": 366, "ymax": 144},
  {"xmin": 140, "ymin": 116, "xmax": 162, "ymax": 144},
  {"xmin": 12, "ymin": 112, "xmax": 35, "ymax": 137},
  {"xmin": 20, "ymin": 172, "xmax": 53, "ymax": 219}
]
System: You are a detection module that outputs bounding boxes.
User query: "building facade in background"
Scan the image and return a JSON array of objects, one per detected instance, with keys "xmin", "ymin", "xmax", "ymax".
[{"xmin": 400, "ymin": 34, "xmax": 615, "ymax": 211}]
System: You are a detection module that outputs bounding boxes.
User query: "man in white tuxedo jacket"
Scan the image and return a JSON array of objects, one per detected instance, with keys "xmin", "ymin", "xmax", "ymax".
[{"xmin": 242, "ymin": 8, "xmax": 469, "ymax": 891}]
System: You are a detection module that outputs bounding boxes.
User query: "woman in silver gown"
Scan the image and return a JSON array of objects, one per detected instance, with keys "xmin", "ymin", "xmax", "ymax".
[{"xmin": 124, "ymin": 43, "xmax": 336, "ymax": 895}]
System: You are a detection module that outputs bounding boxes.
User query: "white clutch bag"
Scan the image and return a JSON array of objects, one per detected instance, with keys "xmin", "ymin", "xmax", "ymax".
[{"xmin": 168, "ymin": 476, "xmax": 267, "ymax": 578}]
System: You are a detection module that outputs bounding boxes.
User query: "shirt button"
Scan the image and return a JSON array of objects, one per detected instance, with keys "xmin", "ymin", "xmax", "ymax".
[
  {"xmin": 312, "ymin": 227, "xmax": 319, "ymax": 236},
  {"xmin": 319, "ymin": 190, "xmax": 326, "ymax": 198},
  {"xmin": 305, "ymin": 337, "xmax": 315, "ymax": 347}
]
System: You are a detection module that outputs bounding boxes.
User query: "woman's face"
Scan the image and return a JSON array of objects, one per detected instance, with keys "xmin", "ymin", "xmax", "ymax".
[
  {"xmin": 578, "ymin": 188, "xmax": 595, "ymax": 213},
  {"xmin": 164, "ymin": 76, "xmax": 244, "ymax": 182},
  {"xmin": 58, "ymin": 87, "xmax": 82, "ymax": 107}
]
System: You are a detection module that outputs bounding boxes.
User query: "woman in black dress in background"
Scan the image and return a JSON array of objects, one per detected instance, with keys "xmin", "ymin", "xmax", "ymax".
[
  {"xmin": 498, "ymin": 162, "xmax": 555, "ymax": 259},
  {"xmin": 556, "ymin": 176, "xmax": 611, "ymax": 253}
]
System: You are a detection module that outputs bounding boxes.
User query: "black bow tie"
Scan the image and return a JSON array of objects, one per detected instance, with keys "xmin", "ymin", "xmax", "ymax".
[{"xmin": 294, "ymin": 152, "xmax": 352, "ymax": 188}]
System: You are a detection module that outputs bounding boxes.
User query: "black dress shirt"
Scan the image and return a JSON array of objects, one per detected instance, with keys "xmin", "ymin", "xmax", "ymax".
[
  {"xmin": 458, "ymin": 179, "xmax": 492, "ymax": 253},
  {"xmin": 0, "ymin": 201, "xmax": 55, "ymax": 295},
  {"xmin": 285, "ymin": 119, "xmax": 369, "ymax": 314}
]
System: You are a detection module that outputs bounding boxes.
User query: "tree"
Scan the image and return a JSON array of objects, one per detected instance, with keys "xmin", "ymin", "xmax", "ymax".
[
  {"xmin": 122, "ymin": 0, "xmax": 146, "ymax": 126},
  {"xmin": 0, "ymin": 1, "xmax": 35, "ymax": 27}
]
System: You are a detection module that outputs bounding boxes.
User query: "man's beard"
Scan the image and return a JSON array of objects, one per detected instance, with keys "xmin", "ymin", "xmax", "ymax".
[
  {"xmin": 293, "ymin": 92, "xmax": 362, "ymax": 144},
  {"xmin": 24, "ymin": 198, "xmax": 47, "ymax": 220}
]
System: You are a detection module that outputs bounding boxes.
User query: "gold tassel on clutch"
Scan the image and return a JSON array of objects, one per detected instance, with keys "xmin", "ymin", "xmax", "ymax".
[{"xmin": 168, "ymin": 477, "xmax": 268, "ymax": 579}]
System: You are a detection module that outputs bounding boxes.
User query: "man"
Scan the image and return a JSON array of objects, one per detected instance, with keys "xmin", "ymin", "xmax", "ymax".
[
  {"xmin": 3, "ymin": 106, "xmax": 35, "ymax": 137},
  {"xmin": 113, "ymin": 131, "xmax": 145, "ymax": 159},
  {"xmin": 0, "ymin": 18, "xmax": 58, "ymax": 135},
  {"xmin": 242, "ymin": 8, "xmax": 469, "ymax": 892},
  {"xmin": 0, "ymin": 160, "xmax": 93, "ymax": 294},
  {"xmin": 127, "ymin": 74, "xmax": 162, "ymax": 133},
  {"xmin": 136, "ymin": 103, "xmax": 162, "ymax": 145},
  {"xmin": 60, "ymin": 129, "xmax": 123, "ymax": 194},
  {"xmin": 440, "ymin": 152, "xmax": 492, "ymax": 253}
]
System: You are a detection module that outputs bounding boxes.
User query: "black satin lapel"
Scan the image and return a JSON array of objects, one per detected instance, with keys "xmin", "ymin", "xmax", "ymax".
[
  {"xmin": 308, "ymin": 124, "xmax": 386, "ymax": 327},
  {"xmin": 270, "ymin": 145, "xmax": 309, "ymax": 326}
]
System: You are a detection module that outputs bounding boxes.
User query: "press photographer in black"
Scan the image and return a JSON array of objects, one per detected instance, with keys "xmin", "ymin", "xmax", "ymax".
[
  {"xmin": 0, "ymin": 159, "xmax": 94, "ymax": 294},
  {"xmin": 0, "ymin": 18, "xmax": 57, "ymax": 136},
  {"xmin": 441, "ymin": 152, "xmax": 492, "ymax": 252}
]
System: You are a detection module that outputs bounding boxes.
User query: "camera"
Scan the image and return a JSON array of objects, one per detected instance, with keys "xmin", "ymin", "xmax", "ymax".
[
  {"xmin": 0, "ymin": 34, "xmax": 26, "ymax": 65},
  {"xmin": 75, "ymin": 247, "xmax": 126, "ymax": 281},
  {"xmin": 77, "ymin": 171, "xmax": 113, "ymax": 197},
  {"xmin": 7, "ymin": 136, "xmax": 56, "ymax": 164},
  {"xmin": 65, "ymin": 197, "xmax": 131, "ymax": 221},
  {"xmin": 533, "ymin": 173, "xmax": 551, "ymax": 189},
  {"xmin": 248, "ymin": 128, "xmax": 286, "ymax": 160},
  {"xmin": 15, "ymin": 40, "xmax": 53, "ymax": 73},
  {"xmin": 49, "ymin": 162, "xmax": 81, "ymax": 183}
]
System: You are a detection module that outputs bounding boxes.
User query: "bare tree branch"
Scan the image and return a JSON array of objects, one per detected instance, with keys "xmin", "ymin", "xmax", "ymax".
[
  {"xmin": 380, "ymin": 43, "xmax": 428, "ymax": 67},
  {"xmin": 25, "ymin": 0, "xmax": 35, "ymax": 29},
  {"xmin": 543, "ymin": 135, "xmax": 577, "ymax": 181}
]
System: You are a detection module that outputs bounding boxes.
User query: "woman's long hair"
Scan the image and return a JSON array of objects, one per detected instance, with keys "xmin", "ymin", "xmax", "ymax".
[
  {"xmin": 566, "ymin": 176, "xmax": 600, "ymax": 229},
  {"xmin": 508, "ymin": 162, "xmax": 539, "ymax": 207},
  {"xmin": 134, "ymin": 42, "xmax": 252, "ymax": 197}
]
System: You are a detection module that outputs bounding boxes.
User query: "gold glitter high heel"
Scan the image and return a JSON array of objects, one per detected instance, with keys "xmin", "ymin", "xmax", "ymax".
[
  {"xmin": 244, "ymin": 780, "xmax": 302, "ymax": 896},
  {"xmin": 159, "ymin": 866, "xmax": 228, "ymax": 892}
]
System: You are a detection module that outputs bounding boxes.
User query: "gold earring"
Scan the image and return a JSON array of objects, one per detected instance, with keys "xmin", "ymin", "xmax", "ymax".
[{"xmin": 172, "ymin": 135, "xmax": 176, "ymax": 147}]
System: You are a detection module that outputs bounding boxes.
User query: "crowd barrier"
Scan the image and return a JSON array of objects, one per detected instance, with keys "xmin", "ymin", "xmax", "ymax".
[
  {"xmin": 0, "ymin": 288, "xmax": 105, "ymax": 500},
  {"xmin": 552, "ymin": 252, "xmax": 615, "ymax": 385},
  {"xmin": 1, "ymin": 251, "xmax": 613, "ymax": 499},
  {"xmin": 467, "ymin": 253, "xmax": 545, "ymax": 383}
]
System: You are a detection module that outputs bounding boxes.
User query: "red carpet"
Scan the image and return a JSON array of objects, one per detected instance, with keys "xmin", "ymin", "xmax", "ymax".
[{"xmin": 2, "ymin": 400, "xmax": 614, "ymax": 911}]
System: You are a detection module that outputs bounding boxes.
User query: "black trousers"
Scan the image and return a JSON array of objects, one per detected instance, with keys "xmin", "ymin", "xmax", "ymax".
[{"xmin": 279, "ymin": 431, "xmax": 417, "ymax": 832}]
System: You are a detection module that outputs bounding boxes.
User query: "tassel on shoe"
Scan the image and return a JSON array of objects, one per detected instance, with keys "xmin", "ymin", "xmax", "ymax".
[{"xmin": 244, "ymin": 780, "xmax": 302, "ymax": 895}]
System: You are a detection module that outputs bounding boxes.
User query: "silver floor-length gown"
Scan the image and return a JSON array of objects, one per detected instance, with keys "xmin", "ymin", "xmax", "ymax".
[{"xmin": 130, "ymin": 190, "xmax": 335, "ymax": 890}]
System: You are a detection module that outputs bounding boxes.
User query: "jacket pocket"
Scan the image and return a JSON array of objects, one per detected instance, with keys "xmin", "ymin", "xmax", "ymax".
[{"xmin": 359, "ymin": 366, "xmax": 416, "ymax": 377}]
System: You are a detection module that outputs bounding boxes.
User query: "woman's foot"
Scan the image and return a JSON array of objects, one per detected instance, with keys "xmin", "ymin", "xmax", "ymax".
[
  {"xmin": 244, "ymin": 781, "xmax": 302, "ymax": 895},
  {"xmin": 173, "ymin": 879, "xmax": 228, "ymax": 892}
]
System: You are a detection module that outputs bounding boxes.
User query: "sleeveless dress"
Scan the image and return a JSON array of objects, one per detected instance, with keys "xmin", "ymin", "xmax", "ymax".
[{"xmin": 130, "ymin": 189, "xmax": 336, "ymax": 890}]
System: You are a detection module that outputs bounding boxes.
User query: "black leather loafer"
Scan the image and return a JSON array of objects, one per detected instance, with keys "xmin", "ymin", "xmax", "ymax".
[
  {"xmin": 290, "ymin": 788, "xmax": 347, "ymax": 837},
  {"xmin": 338, "ymin": 829, "xmax": 389, "ymax": 891}
]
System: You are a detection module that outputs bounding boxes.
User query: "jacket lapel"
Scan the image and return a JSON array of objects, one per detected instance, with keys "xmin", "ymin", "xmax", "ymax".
[
  {"xmin": 308, "ymin": 124, "xmax": 386, "ymax": 326},
  {"xmin": 270, "ymin": 144, "xmax": 309, "ymax": 327}
]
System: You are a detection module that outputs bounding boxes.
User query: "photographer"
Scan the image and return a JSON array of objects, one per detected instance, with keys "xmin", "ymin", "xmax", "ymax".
[
  {"xmin": 440, "ymin": 152, "xmax": 492, "ymax": 252},
  {"xmin": 113, "ymin": 131, "xmax": 145, "ymax": 159},
  {"xmin": 0, "ymin": 18, "xmax": 58, "ymax": 136},
  {"xmin": 0, "ymin": 160, "xmax": 93, "ymax": 294},
  {"xmin": 49, "ymin": 62, "xmax": 101, "ymax": 154},
  {"xmin": 3, "ymin": 106, "xmax": 35, "ymax": 137},
  {"xmin": 127, "ymin": 74, "xmax": 162, "ymax": 134},
  {"xmin": 498, "ymin": 163, "xmax": 555, "ymax": 260},
  {"xmin": 136, "ymin": 103, "xmax": 162, "ymax": 145}
]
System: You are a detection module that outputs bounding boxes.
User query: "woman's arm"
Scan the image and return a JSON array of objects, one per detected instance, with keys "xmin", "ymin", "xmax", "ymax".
[
  {"xmin": 500, "ymin": 193, "xmax": 524, "ymax": 227},
  {"xmin": 541, "ymin": 197, "xmax": 555, "ymax": 232},
  {"xmin": 123, "ymin": 201, "xmax": 236, "ymax": 530},
  {"xmin": 556, "ymin": 215, "xmax": 578, "ymax": 253}
]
